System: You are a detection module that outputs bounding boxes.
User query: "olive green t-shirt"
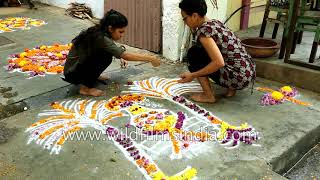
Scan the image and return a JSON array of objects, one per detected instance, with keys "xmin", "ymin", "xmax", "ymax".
[{"xmin": 64, "ymin": 33, "xmax": 125, "ymax": 75}]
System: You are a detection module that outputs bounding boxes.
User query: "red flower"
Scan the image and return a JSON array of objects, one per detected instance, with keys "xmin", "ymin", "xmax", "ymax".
[
  {"xmin": 240, "ymin": 60, "xmax": 246, "ymax": 67},
  {"xmin": 227, "ymin": 44, "xmax": 235, "ymax": 51},
  {"xmin": 206, "ymin": 26, "xmax": 213, "ymax": 33},
  {"xmin": 245, "ymin": 70, "xmax": 251, "ymax": 77},
  {"xmin": 237, "ymin": 75, "xmax": 243, "ymax": 81},
  {"xmin": 234, "ymin": 53, "xmax": 241, "ymax": 59},
  {"xmin": 222, "ymin": 35, "xmax": 228, "ymax": 42},
  {"xmin": 227, "ymin": 61, "xmax": 235, "ymax": 65},
  {"xmin": 216, "ymin": 27, "xmax": 222, "ymax": 33}
]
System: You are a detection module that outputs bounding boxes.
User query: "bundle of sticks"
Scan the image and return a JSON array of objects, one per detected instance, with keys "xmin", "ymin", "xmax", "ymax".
[{"xmin": 66, "ymin": 3, "xmax": 93, "ymax": 19}]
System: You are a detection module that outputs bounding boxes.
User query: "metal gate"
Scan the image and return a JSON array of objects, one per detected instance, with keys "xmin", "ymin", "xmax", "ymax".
[{"xmin": 105, "ymin": 0, "xmax": 162, "ymax": 52}]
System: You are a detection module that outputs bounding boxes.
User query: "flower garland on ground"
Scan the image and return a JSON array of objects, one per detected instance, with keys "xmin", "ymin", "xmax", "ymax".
[
  {"xmin": 124, "ymin": 77, "xmax": 259, "ymax": 149},
  {"xmin": 128, "ymin": 106, "xmax": 212, "ymax": 157},
  {"xmin": 27, "ymin": 97, "xmax": 199, "ymax": 179},
  {"xmin": 106, "ymin": 126, "xmax": 197, "ymax": 180},
  {"xmin": 105, "ymin": 94, "xmax": 145, "ymax": 111},
  {"xmin": 0, "ymin": 17, "xmax": 46, "ymax": 33},
  {"xmin": 4, "ymin": 43, "xmax": 72, "ymax": 78},
  {"xmin": 172, "ymin": 95, "xmax": 257, "ymax": 148},
  {"xmin": 26, "ymin": 77, "xmax": 262, "ymax": 180},
  {"xmin": 257, "ymin": 86, "xmax": 311, "ymax": 106}
]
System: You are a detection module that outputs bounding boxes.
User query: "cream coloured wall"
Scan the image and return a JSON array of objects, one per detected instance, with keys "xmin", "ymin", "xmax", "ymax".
[
  {"xmin": 249, "ymin": 0, "xmax": 268, "ymax": 28},
  {"xmin": 225, "ymin": 0, "xmax": 268, "ymax": 32},
  {"xmin": 225, "ymin": 0, "xmax": 243, "ymax": 31},
  {"xmin": 162, "ymin": 0, "xmax": 229, "ymax": 61}
]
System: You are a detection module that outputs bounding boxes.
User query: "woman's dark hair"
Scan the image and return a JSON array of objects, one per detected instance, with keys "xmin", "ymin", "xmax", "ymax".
[
  {"xmin": 99, "ymin": 9, "xmax": 128, "ymax": 30},
  {"xmin": 179, "ymin": 0, "xmax": 207, "ymax": 17},
  {"xmin": 71, "ymin": 9, "xmax": 128, "ymax": 54}
]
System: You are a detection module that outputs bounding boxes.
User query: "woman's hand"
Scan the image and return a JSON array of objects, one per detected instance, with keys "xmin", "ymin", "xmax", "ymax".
[
  {"xmin": 120, "ymin": 59, "xmax": 128, "ymax": 68},
  {"xmin": 178, "ymin": 72, "xmax": 194, "ymax": 83},
  {"xmin": 150, "ymin": 57, "xmax": 161, "ymax": 67}
]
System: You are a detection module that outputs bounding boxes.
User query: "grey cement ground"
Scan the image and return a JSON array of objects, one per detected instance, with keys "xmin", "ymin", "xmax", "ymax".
[
  {"xmin": 286, "ymin": 144, "xmax": 320, "ymax": 180},
  {"xmin": 0, "ymin": 62, "xmax": 319, "ymax": 179},
  {"xmin": 0, "ymin": 4, "xmax": 146, "ymax": 106},
  {"xmin": 0, "ymin": 4, "xmax": 319, "ymax": 180}
]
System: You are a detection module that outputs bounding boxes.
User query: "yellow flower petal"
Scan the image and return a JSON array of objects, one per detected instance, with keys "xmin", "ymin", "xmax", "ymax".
[
  {"xmin": 271, "ymin": 91, "xmax": 284, "ymax": 101},
  {"xmin": 38, "ymin": 66, "xmax": 46, "ymax": 72},
  {"xmin": 281, "ymin": 86, "xmax": 293, "ymax": 93},
  {"xmin": 18, "ymin": 60, "xmax": 27, "ymax": 67},
  {"xmin": 40, "ymin": 45, "xmax": 47, "ymax": 50},
  {"xmin": 19, "ymin": 52, "xmax": 27, "ymax": 58}
]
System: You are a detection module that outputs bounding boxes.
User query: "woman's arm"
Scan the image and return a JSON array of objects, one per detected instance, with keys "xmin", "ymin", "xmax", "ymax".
[
  {"xmin": 178, "ymin": 35, "xmax": 224, "ymax": 83},
  {"xmin": 120, "ymin": 52, "xmax": 160, "ymax": 67},
  {"xmin": 102, "ymin": 36, "xmax": 160, "ymax": 67}
]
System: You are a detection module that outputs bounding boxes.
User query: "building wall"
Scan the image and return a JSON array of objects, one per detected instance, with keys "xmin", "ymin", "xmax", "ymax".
[
  {"xmin": 225, "ymin": 0, "xmax": 267, "ymax": 32},
  {"xmin": 207, "ymin": 0, "xmax": 228, "ymax": 21},
  {"xmin": 248, "ymin": 0, "xmax": 267, "ymax": 28},
  {"xmin": 35, "ymin": 0, "xmax": 104, "ymax": 18},
  {"xmin": 33, "ymin": 0, "xmax": 268, "ymax": 61},
  {"xmin": 225, "ymin": 0, "xmax": 242, "ymax": 31},
  {"xmin": 162, "ymin": 0, "xmax": 228, "ymax": 61},
  {"xmin": 162, "ymin": 0, "xmax": 183, "ymax": 61}
]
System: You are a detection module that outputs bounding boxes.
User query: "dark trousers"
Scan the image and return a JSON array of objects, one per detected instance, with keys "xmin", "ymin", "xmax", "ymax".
[
  {"xmin": 187, "ymin": 45, "xmax": 220, "ymax": 84},
  {"xmin": 64, "ymin": 55, "xmax": 113, "ymax": 88}
]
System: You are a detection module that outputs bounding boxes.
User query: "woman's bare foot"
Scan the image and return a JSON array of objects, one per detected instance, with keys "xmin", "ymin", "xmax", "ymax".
[
  {"xmin": 190, "ymin": 93, "xmax": 216, "ymax": 103},
  {"xmin": 79, "ymin": 86, "xmax": 105, "ymax": 97},
  {"xmin": 225, "ymin": 88, "xmax": 236, "ymax": 97},
  {"xmin": 98, "ymin": 75, "xmax": 110, "ymax": 81}
]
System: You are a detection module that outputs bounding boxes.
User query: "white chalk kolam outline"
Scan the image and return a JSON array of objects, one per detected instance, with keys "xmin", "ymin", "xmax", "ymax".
[
  {"xmin": 25, "ymin": 97, "xmax": 198, "ymax": 179},
  {"xmin": 123, "ymin": 77, "xmax": 260, "ymax": 149},
  {"xmin": 105, "ymin": 125, "xmax": 196, "ymax": 180},
  {"xmin": 25, "ymin": 77, "xmax": 259, "ymax": 179},
  {"xmin": 25, "ymin": 99, "xmax": 117, "ymax": 154}
]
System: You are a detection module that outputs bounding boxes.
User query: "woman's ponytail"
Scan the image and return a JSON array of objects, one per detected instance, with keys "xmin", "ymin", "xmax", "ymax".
[{"xmin": 100, "ymin": 9, "xmax": 128, "ymax": 30}]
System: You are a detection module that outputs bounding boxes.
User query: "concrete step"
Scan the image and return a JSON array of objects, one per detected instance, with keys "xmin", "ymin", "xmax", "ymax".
[
  {"xmin": 285, "ymin": 144, "xmax": 320, "ymax": 179},
  {"xmin": 255, "ymin": 58, "xmax": 320, "ymax": 94}
]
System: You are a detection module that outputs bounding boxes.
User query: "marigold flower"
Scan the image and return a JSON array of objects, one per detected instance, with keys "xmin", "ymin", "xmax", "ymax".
[
  {"xmin": 280, "ymin": 86, "xmax": 293, "ymax": 93},
  {"xmin": 19, "ymin": 52, "xmax": 27, "ymax": 58},
  {"xmin": 271, "ymin": 91, "xmax": 284, "ymax": 101}
]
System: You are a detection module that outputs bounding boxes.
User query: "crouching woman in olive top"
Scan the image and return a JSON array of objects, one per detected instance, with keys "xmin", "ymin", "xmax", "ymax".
[{"xmin": 64, "ymin": 9, "xmax": 160, "ymax": 96}]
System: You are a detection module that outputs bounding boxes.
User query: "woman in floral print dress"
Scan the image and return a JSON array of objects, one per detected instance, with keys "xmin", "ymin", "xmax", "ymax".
[{"xmin": 178, "ymin": 0, "xmax": 256, "ymax": 103}]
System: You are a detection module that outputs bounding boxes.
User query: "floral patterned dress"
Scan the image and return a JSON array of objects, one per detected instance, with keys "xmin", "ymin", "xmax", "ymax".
[{"xmin": 194, "ymin": 19, "xmax": 256, "ymax": 90}]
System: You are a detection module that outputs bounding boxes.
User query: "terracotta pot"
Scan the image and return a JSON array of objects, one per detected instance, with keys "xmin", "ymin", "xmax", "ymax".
[{"xmin": 241, "ymin": 38, "xmax": 280, "ymax": 58}]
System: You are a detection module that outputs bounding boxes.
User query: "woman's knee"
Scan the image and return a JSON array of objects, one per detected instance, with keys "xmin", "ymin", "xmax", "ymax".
[
  {"xmin": 187, "ymin": 46, "xmax": 210, "ymax": 72},
  {"xmin": 187, "ymin": 46, "xmax": 206, "ymax": 60}
]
